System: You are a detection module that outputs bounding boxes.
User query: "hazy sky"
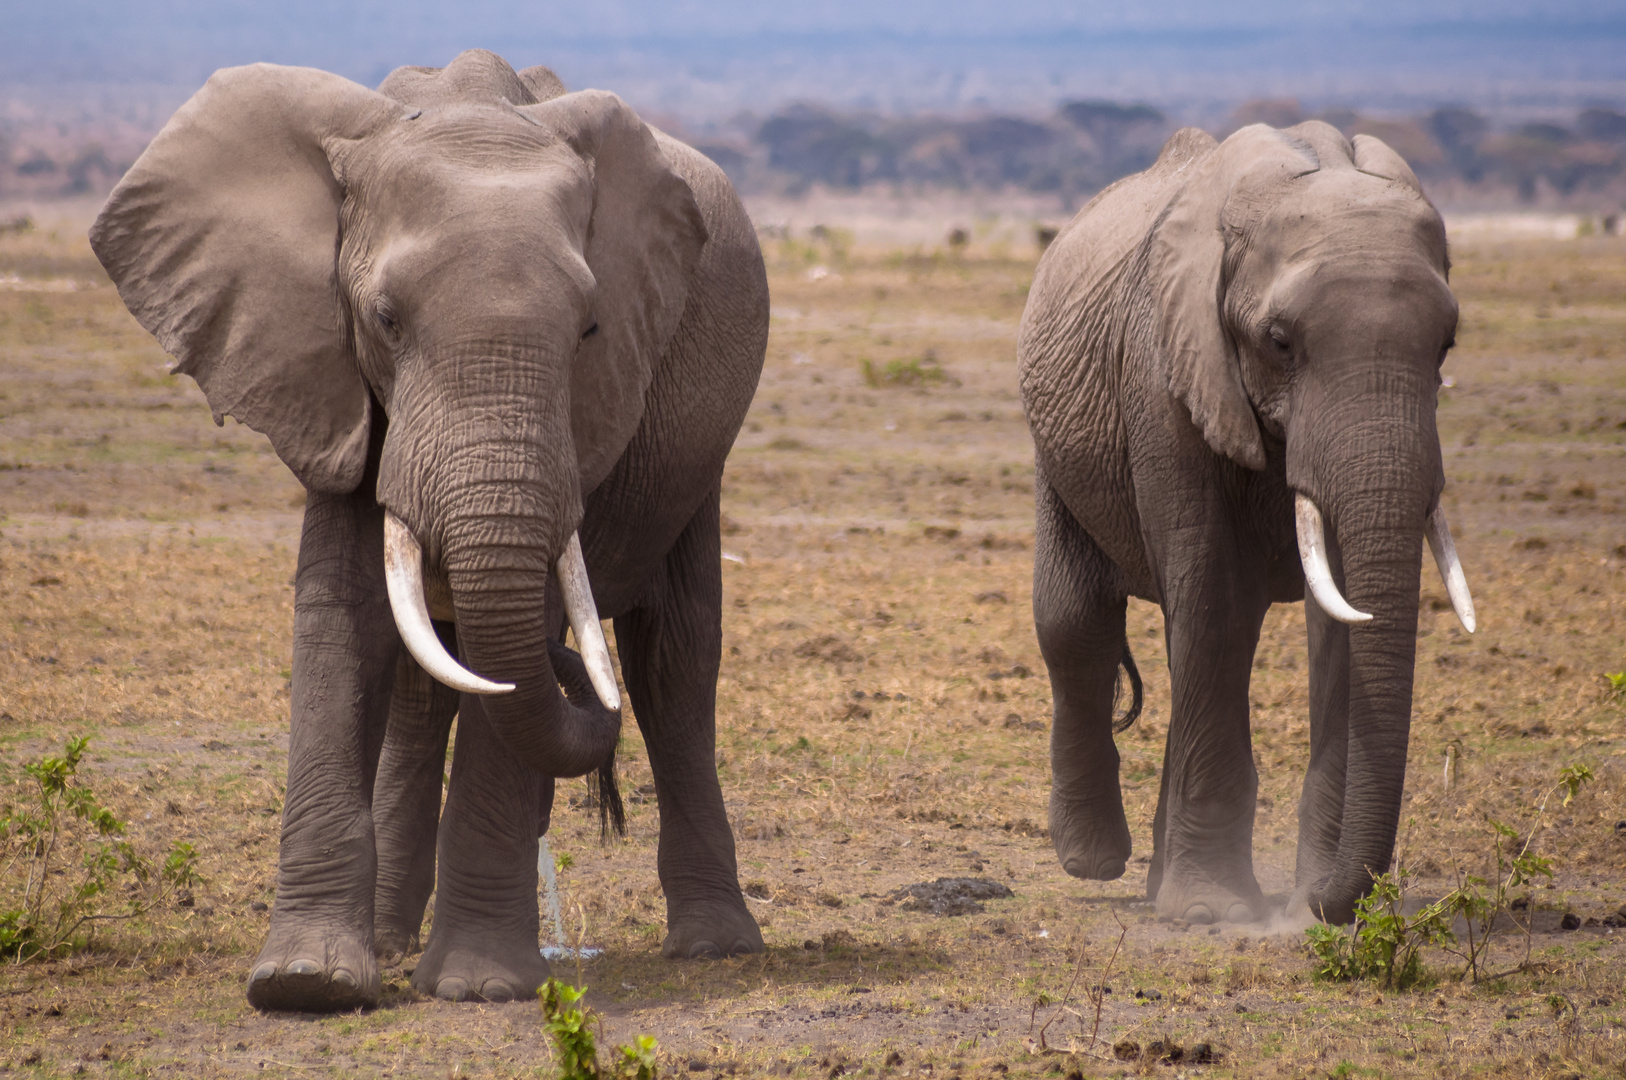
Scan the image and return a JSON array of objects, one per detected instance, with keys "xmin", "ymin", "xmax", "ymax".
[{"xmin": 5, "ymin": 1, "xmax": 1624, "ymax": 119}]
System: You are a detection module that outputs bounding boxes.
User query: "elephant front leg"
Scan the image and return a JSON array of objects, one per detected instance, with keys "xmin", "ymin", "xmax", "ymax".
[
  {"xmin": 614, "ymin": 488, "xmax": 763, "ymax": 960},
  {"xmin": 411, "ymin": 692, "xmax": 553, "ymax": 1002},
  {"xmin": 248, "ymin": 492, "xmax": 398, "ymax": 1012},
  {"xmin": 1151, "ymin": 576, "xmax": 1270, "ymax": 925},
  {"xmin": 1033, "ymin": 476, "xmax": 1134, "ymax": 881},
  {"xmin": 371, "ymin": 638, "xmax": 460, "ymax": 964},
  {"xmin": 1292, "ymin": 590, "xmax": 1351, "ymax": 912}
]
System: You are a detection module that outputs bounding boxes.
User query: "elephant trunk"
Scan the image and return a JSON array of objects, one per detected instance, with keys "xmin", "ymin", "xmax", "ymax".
[
  {"xmin": 1288, "ymin": 363, "xmax": 1442, "ymax": 922},
  {"xmin": 375, "ymin": 342, "xmax": 621, "ymax": 786},
  {"xmin": 1305, "ymin": 494, "xmax": 1424, "ymax": 921},
  {"xmin": 439, "ymin": 507, "xmax": 622, "ymax": 781}
]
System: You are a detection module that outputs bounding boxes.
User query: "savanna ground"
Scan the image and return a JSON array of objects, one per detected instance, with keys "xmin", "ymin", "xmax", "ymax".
[{"xmin": 0, "ymin": 198, "xmax": 1623, "ymax": 1079}]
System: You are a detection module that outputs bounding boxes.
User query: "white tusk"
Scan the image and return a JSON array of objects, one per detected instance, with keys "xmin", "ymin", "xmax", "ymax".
[
  {"xmin": 555, "ymin": 532, "xmax": 621, "ymax": 712},
  {"xmin": 383, "ymin": 512, "xmax": 515, "ymax": 695},
  {"xmin": 1425, "ymin": 503, "xmax": 1477, "ymax": 633},
  {"xmin": 1295, "ymin": 494, "xmax": 1374, "ymax": 625}
]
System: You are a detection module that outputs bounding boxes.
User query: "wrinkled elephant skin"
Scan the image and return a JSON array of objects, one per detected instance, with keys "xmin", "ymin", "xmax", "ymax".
[
  {"xmin": 90, "ymin": 49, "xmax": 768, "ymax": 1010},
  {"xmin": 1018, "ymin": 122, "xmax": 1466, "ymax": 926}
]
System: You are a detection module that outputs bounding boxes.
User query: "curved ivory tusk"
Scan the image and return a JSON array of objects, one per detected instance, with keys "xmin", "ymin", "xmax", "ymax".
[
  {"xmin": 1295, "ymin": 494, "xmax": 1374, "ymax": 625},
  {"xmin": 556, "ymin": 532, "xmax": 622, "ymax": 712},
  {"xmin": 383, "ymin": 512, "xmax": 516, "ymax": 695},
  {"xmin": 1425, "ymin": 504, "xmax": 1477, "ymax": 633}
]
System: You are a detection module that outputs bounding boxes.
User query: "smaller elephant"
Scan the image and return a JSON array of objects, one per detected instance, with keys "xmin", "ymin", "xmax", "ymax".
[
  {"xmin": 1018, "ymin": 122, "xmax": 1476, "ymax": 925},
  {"xmin": 91, "ymin": 50, "xmax": 768, "ymax": 1010}
]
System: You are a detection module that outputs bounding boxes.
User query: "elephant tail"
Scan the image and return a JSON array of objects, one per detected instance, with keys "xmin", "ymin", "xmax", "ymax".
[
  {"xmin": 1111, "ymin": 639, "xmax": 1143, "ymax": 734},
  {"xmin": 594, "ymin": 749, "xmax": 626, "ymax": 841}
]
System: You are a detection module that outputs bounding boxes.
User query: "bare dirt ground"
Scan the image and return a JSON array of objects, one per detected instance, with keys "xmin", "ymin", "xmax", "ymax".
[{"xmin": 0, "ymin": 205, "xmax": 1623, "ymax": 1079}]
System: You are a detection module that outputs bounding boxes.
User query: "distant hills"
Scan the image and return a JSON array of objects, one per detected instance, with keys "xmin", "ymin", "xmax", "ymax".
[
  {"xmin": 4, "ymin": 1, "xmax": 1626, "ymax": 213},
  {"xmin": 678, "ymin": 99, "xmax": 1626, "ymax": 211},
  {"xmin": 4, "ymin": 93, "xmax": 1626, "ymax": 213}
]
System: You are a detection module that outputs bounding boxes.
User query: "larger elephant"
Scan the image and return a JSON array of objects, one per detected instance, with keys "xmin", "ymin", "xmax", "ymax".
[
  {"xmin": 1018, "ymin": 122, "xmax": 1476, "ymax": 925},
  {"xmin": 91, "ymin": 49, "xmax": 767, "ymax": 1010}
]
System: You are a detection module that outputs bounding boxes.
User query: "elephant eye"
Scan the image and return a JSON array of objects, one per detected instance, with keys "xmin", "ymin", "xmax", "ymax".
[
  {"xmin": 1267, "ymin": 325, "xmax": 1291, "ymax": 353},
  {"xmin": 375, "ymin": 308, "xmax": 398, "ymax": 335},
  {"xmin": 581, "ymin": 322, "xmax": 599, "ymax": 340}
]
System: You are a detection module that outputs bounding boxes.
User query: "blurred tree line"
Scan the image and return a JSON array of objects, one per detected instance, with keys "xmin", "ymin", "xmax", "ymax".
[
  {"xmin": 4, "ymin": 93, "xmax": 1626, "ymax": 211},
  {"xmin": 688, "ymin": 98, "xmax": 1626, "ymax": 210}
]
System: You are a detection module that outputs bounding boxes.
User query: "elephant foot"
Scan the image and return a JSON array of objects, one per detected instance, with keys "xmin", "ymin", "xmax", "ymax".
[
  {"xmin": 411, "ymin": 925, "xmax": 550, "ymax": 1003},
  {"xmin": 661, "ymin": 899, "xmax": 764, "ymax": 960},
  {"xmin": 1152, "ymin": 867, "xmax": 1265, "ymax": 925},
  {"xmin": 1049, "ymin": 795, "xmax": 1132, "ymax": 881},
  {"xmin": 373, "ymin": 924, "xmax": 420, "ymax": 967},
  {"xmin": 1294, "ymin": 879, "xmax": 1360, "ymax": 925},
  {"xmin": 247, "ymin": 922, "xmax": 381, "ymax": 1012}
]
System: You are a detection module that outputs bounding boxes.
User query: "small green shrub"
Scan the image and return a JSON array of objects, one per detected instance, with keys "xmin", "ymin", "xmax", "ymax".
[
  {"xmin": 1308, "ymin": 763, "xmax": 1597, "ymax": 987},
  {"xmin": 0, "ymin": 737, "xmax": 200, "ymax": 961},
  {"xmin": 1306, "ymin": 870, "xmax": 1453, "ymax": 990},
  {"xmin": 1603, "ymin": 671, "xmax": 1625, "ymax": 703},
  {"xmin": 540, "ymin": 977, "xmax": 660, "ymax": 1080},
  {"xmin": 861, "ymin": 351, "xmax": 949, "ymax": 389},
  {"xmin": 1439, "ymin": 764, "xmax": 1594, "ymax": 981}
]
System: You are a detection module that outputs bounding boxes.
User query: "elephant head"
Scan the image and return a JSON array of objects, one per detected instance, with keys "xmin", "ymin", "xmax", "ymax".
[
  {"xmin": 1149, "ymin": 121, "xmax": 1475, "ymax": 920},
  {"xmin": 90, "ymin": 50, "xmax": 707, "ymax": 784}
]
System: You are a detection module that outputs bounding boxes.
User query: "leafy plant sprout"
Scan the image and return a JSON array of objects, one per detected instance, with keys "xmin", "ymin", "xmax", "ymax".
[
  {"xmin": 1307, "ymin": 763, "xmax": 1596, "ymax": 988},
  {"xmin": 0, "ymin": 737, "xmax": 201, "ymax": 962},
  {"xmin": 540, "ymin": 977, "xmax": 660, "ymax": 1080}
]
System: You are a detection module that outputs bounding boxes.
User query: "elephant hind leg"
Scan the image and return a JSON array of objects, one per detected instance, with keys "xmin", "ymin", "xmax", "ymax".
[
  {"xmin": 1034, "ymin": 473, "xmax": 1134, "ymax": 882},
  {"xmin": 371, "ymin": 634, "xmax": 460, "ymax": 964}
]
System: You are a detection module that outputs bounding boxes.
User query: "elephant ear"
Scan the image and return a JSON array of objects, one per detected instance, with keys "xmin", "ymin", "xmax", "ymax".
[
  {"xmin": 520, "ymin": 91, "xmax": 708, "ymax": 493},
  {"xmin": 1351, "ymin": 133, "xmax": 1425, "ymax": 195},
  {"xmin": 89, "ymin": 65, "xmax": 403, "ymax": 493},
  {"xmin": 1148, "ymin": 124, "xmax": 1319, "ymax": 471}
]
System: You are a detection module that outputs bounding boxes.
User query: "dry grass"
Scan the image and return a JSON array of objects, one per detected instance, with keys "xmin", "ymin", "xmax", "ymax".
[{"xmin": 0, "ymin": 212, "xmax": 1622, "ymax": 1077}]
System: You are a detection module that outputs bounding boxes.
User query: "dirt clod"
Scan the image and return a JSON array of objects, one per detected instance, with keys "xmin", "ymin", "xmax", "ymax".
[
  {"xmin": 888, "ymin": 877, "xmax": 1013, "ymax": 915},
  {"xmin": 1112, "ymin": 1040, "xmax": 1140, "ymax": 1060}
]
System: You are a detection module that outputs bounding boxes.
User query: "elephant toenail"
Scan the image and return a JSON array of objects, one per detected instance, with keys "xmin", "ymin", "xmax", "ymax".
[
  {"xmin": 436, "ymin": 977, "xmax": 470, "ymax": 1002},
  {"xmin": 1184, "ymin": 904, "xmax": 1216, "ymax": 925},
  {"xmin": 1225, "ymin": 902, "xmax": 1256, "ymax": 924},
  {"xmin": 248, "ymin": 962, "xmax": 277, "ymax": 986},
  {"xmin": 285, "ymin": 959, "xmax": 322, "ymax": 977},
  {"xmin": 480, "ymin": 979, "xmax": 516, "ymax": 1004},
  {"xmin": 330, "ymin": 969, "xmax": 358, "ymax": 991},
  {"xmin": 687, "ymin": 940, "xmax": 722, "ymax": 960}
]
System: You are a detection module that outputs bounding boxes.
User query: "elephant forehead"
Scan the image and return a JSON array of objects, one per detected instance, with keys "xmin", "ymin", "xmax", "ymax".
[
  {"xmin": 353, "ymin": 138, "xmax": 594, "ymax": 244},
  {"xmin": 1262, "ymin": 173, "xmax": 1446, "ymax": 262},
  {"xmin": 354, "ymin": 104, "xmax": 590, "ymax": 189}
]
